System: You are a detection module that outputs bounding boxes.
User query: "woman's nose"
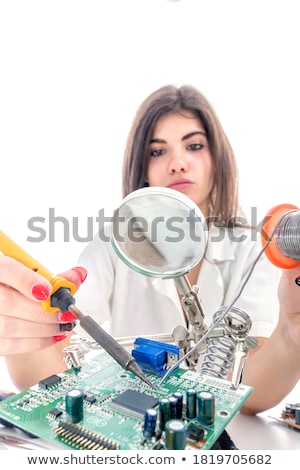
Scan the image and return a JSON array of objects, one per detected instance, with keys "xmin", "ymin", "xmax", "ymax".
[{"xmin": 168, "ymin": 149, "xmax": 189, "ymax": 173}]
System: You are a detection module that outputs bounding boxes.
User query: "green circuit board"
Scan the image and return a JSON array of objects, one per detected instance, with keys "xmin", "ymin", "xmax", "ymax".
[{"xmin": 0, "ymin": 351, "xmax": 252, "ymax": 450}]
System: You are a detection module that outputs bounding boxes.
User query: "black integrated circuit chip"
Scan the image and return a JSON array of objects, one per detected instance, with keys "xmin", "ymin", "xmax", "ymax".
[
  {"xmin": 39, "ymin": 374, "xmax": 61, "ymax": 389},
  {"xmin": 48, "ymin": 408, "xmax": 63, "ymax": 419},
  {"xmin": 84, "ymin": 395, "xmax": 97, "ymax": 405},
  {"xmin": 111, "ymin": 389, "xmax": 158, "ymax": 418}
]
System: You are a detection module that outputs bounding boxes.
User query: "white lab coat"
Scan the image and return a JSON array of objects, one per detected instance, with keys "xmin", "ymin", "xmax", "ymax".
[{"xmin": 75, "ymin": 224, "xmax": 281, "ymax": 340}]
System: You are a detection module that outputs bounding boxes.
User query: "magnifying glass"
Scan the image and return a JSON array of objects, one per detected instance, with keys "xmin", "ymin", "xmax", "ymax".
[
  {"xmin": 111, "ymin": 186, "xmax": 209, "ymax": 369},
  {"xmin": 111, "ymin": 186, "xmax": 208, "ymax": 279}
]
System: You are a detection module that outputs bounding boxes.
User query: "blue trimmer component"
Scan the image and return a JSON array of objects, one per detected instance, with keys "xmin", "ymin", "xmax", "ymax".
[{"xmin": 132, "ymin": 337, "xmax": 180, "ymax": 375}]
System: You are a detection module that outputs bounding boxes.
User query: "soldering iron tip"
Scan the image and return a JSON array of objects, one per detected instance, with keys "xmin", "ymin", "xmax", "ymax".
[{"xmin": 128, "ymin": 360, "xmax": 157, "ymax": 389}]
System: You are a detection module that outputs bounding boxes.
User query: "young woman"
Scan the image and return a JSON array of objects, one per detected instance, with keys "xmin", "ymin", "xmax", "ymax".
[{"xmin": 1, "ymin": 85, "xmax": 300, "ymax": 416}]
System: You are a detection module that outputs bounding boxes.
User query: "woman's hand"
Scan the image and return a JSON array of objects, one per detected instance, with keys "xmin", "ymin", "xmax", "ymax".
[{"xmin": 0, "ymin": 255, "xmax": 86, "ymax": 356}]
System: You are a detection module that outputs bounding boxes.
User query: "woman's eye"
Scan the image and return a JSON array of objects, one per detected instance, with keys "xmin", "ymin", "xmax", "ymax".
[
  {"xmin": 150, "ymin": 149, "xmax": 165, "ymax": 157},
  {"xmin": 187, "ymin": 143, "xmax": 203, "ymax": 151}
]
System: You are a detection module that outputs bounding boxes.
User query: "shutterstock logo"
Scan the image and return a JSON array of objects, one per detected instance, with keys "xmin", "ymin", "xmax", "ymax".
[
  {"xmin": 26, "ymin": 207, "xmax": 268, "ymax": 244},
  {"xmin": 27, "ymin": 208, "xmax": 112, "ymax": 242}
]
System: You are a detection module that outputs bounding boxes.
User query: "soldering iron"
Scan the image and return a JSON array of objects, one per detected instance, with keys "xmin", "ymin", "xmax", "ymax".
[{"xmin": 0, "ymin": 231, "xmax": 154, "ymax": 389}]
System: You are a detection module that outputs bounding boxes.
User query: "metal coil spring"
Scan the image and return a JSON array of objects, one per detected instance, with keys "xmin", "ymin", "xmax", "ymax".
[
  {"xmin": 275, "ymin": 211, "xmax": 300, "ymax": 261},
  {"xmin": 200, "ymin": 306, "xmax": 251, "ymax": 379}
]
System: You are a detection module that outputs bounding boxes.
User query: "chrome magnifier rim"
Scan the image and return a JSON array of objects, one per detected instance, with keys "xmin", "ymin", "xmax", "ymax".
[{"xmin": 110, "ymin": 186, "xmax": 208, "ymax": 279}]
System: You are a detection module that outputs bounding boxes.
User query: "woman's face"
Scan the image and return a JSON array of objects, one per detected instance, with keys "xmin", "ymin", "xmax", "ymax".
[{"xmin": 147, "ymin": 111, "xmax": 214, "ymax": 217}]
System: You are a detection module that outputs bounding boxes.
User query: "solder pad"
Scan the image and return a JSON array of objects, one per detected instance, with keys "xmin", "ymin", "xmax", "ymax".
[{"xmin": 0, "ymin": 351, "xmax": 252, "ymax": 450}]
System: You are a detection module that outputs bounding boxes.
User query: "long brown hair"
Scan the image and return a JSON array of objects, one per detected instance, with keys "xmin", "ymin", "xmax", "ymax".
[{"xmin": 122, "ymin": 84, "xmax": 241, "ymax": 226}]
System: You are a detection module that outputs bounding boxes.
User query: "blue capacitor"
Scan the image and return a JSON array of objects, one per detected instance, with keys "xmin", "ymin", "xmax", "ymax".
[
  {"xmin": 143, "ymin": 408, "xmax": 158, "ymax": 437},
  {"xmin": 65, "ymin": 389, "xmax": 84, "ymax": 423},
  {"xmin": 165, "ymin": 419, "xmax": 187, "ymax": 450},
  {"xmin": 186, "ymin": 388, "xmax": 197, "ymax": 419},
  {"xmin": 197, "ymin": 391, "xmax": 215, "ymax": 425}
]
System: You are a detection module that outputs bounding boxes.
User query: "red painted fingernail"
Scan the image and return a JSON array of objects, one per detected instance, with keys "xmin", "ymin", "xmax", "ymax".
[
  {"xmin": 53, "ymin": 334, "xmax": 67, "ymax": 343},
  {"xmin": 31, "ymin": 284, "xmax": 50, "ymax": 300},
  {"xmin": 71, "ymin": 267, "xmax": 87, "ymax": 283},
  {"xmin": 58, "ymin": 311, "xmax": 77, "ymax": 322}
]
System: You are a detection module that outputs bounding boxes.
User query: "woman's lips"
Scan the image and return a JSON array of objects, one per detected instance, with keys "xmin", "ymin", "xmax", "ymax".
[{"xmin": 167, "ymin": 180, "xmax": 193, "ymax": 190}]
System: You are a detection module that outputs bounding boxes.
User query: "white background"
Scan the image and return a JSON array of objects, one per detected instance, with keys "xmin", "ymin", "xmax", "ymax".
[
  {"xmin": 0, "ymin": 0, "xmax": 299, "ymax": 273},
  {"xmin": 1, "ymin": 4, "xmax": 300, "ymax": 451}
]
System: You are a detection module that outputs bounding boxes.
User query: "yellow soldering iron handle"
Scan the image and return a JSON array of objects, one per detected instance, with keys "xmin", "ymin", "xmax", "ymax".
[{"xmin": 0, "ymin": 230, "xmax": 77, "ymax": 313}]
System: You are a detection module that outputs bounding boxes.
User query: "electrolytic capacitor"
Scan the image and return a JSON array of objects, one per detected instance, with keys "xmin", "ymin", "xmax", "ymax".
[
  {"xmin": 186, "ymin": 388, "xmax": 197, "ymax": 419},
  {"xmin": 65, "ymin": 389, "xmax": 84, "ymax": 423},
  {"xmin": 172, "ymin": 391, "xmax": 183, "ymax": 419},
  {"xmin": 159, "ymin": 398, "xmax": 170, "ymax": 431},
  {"xmin": 143, "ymin": 408, "xmax": 158, "ymax": 437},
  {"xmin": 165, "ymin": 419, "xmax": 187, "ymax": 450},
  {"xmin": 197, "ymin": 391, "xmax": 215, "ymax": 425},
  {"xmin": 168, "ymin": 395, "xmax": 178, "ymax": 419}
]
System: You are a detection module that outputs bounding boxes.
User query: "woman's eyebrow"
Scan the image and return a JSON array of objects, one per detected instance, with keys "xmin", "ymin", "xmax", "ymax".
[
  {"xmin": 150, "ymin": 131, "xmax": 207, "ymax": 145},
  {"xmin": 150, "ymin": 137, "xmax": 166, "ymax": 144},
  {"xmin": 182, "ymin": 131, "xmax": 207, "ymax": 141}
]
